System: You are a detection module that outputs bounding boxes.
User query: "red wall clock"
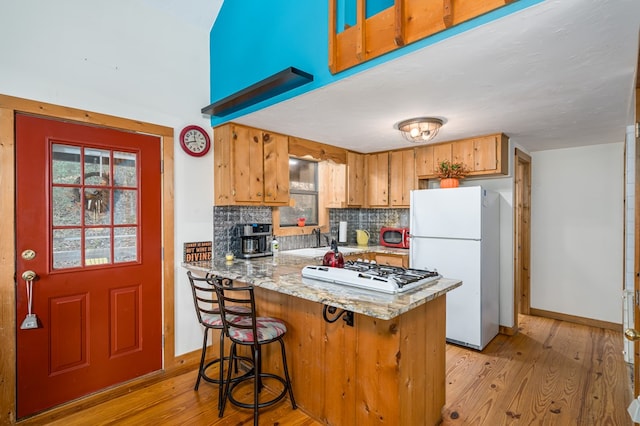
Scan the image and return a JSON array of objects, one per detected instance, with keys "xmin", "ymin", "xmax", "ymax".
[{"xmin": 179, "ymin": 125, "xmax": 211, "ymax": 157}]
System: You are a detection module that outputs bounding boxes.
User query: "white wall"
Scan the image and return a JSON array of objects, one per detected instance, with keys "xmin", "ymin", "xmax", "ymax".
[
  {"xmin": 531, "ymin": 143, "xmax": 624, "ymax": 324},
  {"xmin": 0, "ymin": 0, "xmax": 222, "ymax": 356}
]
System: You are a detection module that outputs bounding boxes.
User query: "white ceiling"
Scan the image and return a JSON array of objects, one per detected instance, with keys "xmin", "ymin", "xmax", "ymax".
[{"xmin": 225, "ymin": 0, "xmax": 639, "ymax": 153}]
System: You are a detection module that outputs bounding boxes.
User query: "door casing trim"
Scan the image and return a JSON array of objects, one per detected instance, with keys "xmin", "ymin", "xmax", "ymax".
[{"xmin": 0, "ymin": 94, "xmax": 188, "ymax": 423}]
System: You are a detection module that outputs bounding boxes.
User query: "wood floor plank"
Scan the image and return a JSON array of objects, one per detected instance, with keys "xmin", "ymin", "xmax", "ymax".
[
  {"xmin": 19, "ymin": 315, "xmax": 632, "ymax": 425},
  {"xmin": 442, "ymin": 315, "xmax": 632, "ymax": 425}
]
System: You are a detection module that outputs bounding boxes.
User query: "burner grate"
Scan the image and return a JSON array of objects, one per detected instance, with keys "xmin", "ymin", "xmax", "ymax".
[{"xmin": 301, "ymin": 261, "xmax": 441, "ymax": 294}]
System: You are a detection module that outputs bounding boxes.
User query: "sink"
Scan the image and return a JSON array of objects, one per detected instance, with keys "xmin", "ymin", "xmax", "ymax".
[{"xmin": 283, "ymin": 246, "xmax": 366, "ymax": 257}]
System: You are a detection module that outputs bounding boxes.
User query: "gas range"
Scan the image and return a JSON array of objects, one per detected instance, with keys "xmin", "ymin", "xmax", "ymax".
[{"xmin": 301, "ymin": 260, "xmax": 441, "ymax": 294}]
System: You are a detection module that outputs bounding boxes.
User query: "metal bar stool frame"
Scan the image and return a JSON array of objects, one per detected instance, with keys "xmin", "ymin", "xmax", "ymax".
[
  {"xmin": 212, "ymin": 277, "xmax": 297, "ymax": 425},
  {"xmin": 185, "ymin": 271, "xmax": 252, "ymax": 409}
]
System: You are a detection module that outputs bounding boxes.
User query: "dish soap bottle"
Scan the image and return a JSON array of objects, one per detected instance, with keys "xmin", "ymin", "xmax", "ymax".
[{"xmin": 271, "ymin": 236, "xmax": 279, "ymax": 255}]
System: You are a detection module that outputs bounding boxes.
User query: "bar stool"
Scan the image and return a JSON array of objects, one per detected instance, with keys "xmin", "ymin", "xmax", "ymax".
[
  {"xmin": 185, "ymin": 271, "xmax": 251, "ymax": 409},
  {"xmin": 212, "ymin": 277, "xmax": 297, "ymax": 425}
]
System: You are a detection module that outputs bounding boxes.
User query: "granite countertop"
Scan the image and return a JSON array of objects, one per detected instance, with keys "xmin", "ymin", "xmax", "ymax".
[{"xmin": 182, "ymin": 246, "xmax": 461, "ymax": 320}]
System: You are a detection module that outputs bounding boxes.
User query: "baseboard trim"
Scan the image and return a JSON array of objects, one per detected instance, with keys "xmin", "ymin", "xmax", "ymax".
[
  {"xmin": 17, "ymin": 350, "xmax": 202, "ymax": 425},
  {"xmin": 499, "ymin": 325, "xmax": 518, "ymax": 336},
  {"xmin": 529, "ymin": 308, "xmax": 622, "ymax": 332}
]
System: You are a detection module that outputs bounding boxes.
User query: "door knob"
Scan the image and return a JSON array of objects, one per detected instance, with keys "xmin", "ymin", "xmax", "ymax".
[
  {"xmin": 625, "ymin": 328, "xmax": 640, "ymax": 341},
  {"xmin": 22, "ymin": 270, "xmax": 37, "ymax": 281}
]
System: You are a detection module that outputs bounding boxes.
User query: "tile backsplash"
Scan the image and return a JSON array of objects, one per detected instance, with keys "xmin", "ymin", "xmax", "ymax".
[
  {"xmin": 213, "ymin": 206, "xmax": 272, "ymax": 256},
  {"xmin": 212, "ymin": 206, "xmax": 409, "ymax": 257},
  {"xmin": 329, "ymin": 208, "xmax": 409, "ymax": 246}
]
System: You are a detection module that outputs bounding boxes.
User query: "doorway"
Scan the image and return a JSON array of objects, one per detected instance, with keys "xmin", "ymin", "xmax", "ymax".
[
  {"xmin": 15, "ymin": 114, "xmax": 163, "ymax": 417},
  {"xmin": 0, "ymin": 95, "xmax": 178, "ymax": 422},
  {"xmin": 514, "ymin": 148, "xmax": 531, "ymax": 327}
]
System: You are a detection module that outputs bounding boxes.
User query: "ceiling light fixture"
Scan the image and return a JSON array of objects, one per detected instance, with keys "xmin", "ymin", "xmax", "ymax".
[{"xmin": 396, "ymin": 117, "xmax": 444, "ymax": 143}]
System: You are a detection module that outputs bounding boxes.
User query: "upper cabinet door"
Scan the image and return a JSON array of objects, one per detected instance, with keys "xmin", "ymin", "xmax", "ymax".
[
  {"xmin": 347, "ymin": 151, "xmax": 365, "ymax": 206},
  {"xmin": 262, "ymin": 131, "xmax": 290, "ymax": 204},
  {"xmin": 390, "ymin": 149, "xmax": 415, "ymax": 207},
  {"xmin": 367, "ymin": 152, "xmax": 389, "ymax": 207},
  {"xmin": 233, "ymin": 125, "xmax": 264, "ymax": 203}
]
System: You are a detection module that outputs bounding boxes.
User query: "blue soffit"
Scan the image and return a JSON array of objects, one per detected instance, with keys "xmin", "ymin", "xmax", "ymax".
[{"xmin": 202, "ymin": 67, "xmax": 314, "ymax": 117}]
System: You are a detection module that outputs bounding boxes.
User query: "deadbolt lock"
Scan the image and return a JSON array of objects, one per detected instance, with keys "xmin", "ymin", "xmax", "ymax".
[{"xmin": 21, "ymin": 249, "xmax": 36, "ymax": 260}]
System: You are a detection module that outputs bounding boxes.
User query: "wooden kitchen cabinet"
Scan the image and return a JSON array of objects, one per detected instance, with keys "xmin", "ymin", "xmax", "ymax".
[
  {"xmin": 415, "ymin": 133, "xmax": 508, "ymax": 178},
  {"xmin": 452, "ymin": 133, "xmax": 508, "ymax": 175},
  {"xmin": 415, "ymin": 145, "xmax": 435, "ymax": 177},
  {"xmin": 344, "ymin": 251, "xmax": 376, "ymax": 262},
  {"xmin": 253, "ymin": 286, "xmax": 446, "ymax": 426},
  {"xmin": 416, "ymin": 143, "xmax": 452, "ymax": 178},
  {"xmin": 319, "ymin": 161, "xmax": 346, "ymax": 208},
  {"xmin": 367, "ymin": 152, "xmax": 389, "ymax": 207},
  {"xmin": 389, "ymin": 149, "xmax": 416, "ymax": 207},
  {"xmin": 376, "ymin": 253, "xmax": 409, "ymax": 268},
  {"xmin": 346, "ymin": 151, "xmax": 365, "ymax": 206},
  {"xmin": 213, "ymin": 123, "xmax": 289, "ymax": 206}
]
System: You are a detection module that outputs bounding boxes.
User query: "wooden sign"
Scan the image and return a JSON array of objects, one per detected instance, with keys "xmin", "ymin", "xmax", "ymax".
[{"xmin": 183, "ymin": 241, "xmax": 212, "ymax": 262}]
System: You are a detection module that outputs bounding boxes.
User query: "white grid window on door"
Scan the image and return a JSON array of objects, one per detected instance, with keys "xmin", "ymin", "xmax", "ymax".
[{"xmin": 51, "ymin": 144, "xmax": 139, "ymax": 269}]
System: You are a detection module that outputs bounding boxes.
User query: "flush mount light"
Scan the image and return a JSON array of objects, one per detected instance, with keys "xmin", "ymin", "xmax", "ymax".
[{"xmin": 396, "ymin": 117, "xmax": 444, "ymax": 143}]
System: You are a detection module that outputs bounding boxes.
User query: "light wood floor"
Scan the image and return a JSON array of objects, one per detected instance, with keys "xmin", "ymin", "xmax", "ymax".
[
  {"xmin": 442, "ymin": 315, "xmax": 633, "ymax": 425},
  {"xmin": 20, "ymin": 315, "xmax": 633, "ymax": 425}
]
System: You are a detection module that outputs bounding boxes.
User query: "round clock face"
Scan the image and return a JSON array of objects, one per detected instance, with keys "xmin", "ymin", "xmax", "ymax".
[{"xmin": 179, "ymin": 125, "xmax": 210, "ymax": 157}]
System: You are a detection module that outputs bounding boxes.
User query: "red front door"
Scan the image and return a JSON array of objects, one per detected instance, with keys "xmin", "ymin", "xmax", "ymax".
[{"xmin": 15, "ymin": 114, "xmax": 163, "ymax": 418}]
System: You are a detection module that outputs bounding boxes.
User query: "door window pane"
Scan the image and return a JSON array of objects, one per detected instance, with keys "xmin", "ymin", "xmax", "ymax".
[
  {"xmin": 52, "ymin": 144, "xmax": 81, "ymax": 184},
  {"xmin": 114, "ymin": 189, "xmax": 137, "ymax": 225},
  {"xmin": 115, "ymin": 227, "xmax": 137, "ymax": 263},
  {"xmin": 53, "ymin": 228, "xmax": 81, "ymax": 269},
  {"xmin": 114, "ymin": 151, "xmax": 137, "ymax": 187},
  {"xmin": 52, "ymin": 187, "xmax": 81, "ymax": 226},
  {"xmin": 84, "ymin": 148, "xmax": 111, "ymax": 183},
  {"xmin": 84, "ymin": 188, "xmax": 111, "ymax": 226},
  {"xmin": 85, "ymin": 228, "xmax": 111, "ymax": 265}
]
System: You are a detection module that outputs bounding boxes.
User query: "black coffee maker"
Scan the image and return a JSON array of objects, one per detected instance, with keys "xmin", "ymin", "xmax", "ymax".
[{"xmin": 234, "ymin": 223, "xmax": 273, "ymax": 259}]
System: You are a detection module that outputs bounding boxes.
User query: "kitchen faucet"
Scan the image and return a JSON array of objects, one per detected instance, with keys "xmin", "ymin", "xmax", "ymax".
[{"xmin": 311, "ymin": 227, "xmax": 322, "ymax": 247}]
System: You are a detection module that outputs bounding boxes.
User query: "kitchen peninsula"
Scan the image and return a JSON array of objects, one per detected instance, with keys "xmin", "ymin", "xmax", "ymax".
[{"xmin": 184, "ymin": 251, "xmax": 461, "ymax": 425}]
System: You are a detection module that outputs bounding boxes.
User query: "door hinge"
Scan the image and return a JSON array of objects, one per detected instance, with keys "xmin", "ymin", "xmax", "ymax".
[
  {"xmin": 161, "ymin": 247, "xmax": 164, "ymax": 260},
  {"xmin": 160, "ymin": 160, "xmax": 164, "ymax": 174}
]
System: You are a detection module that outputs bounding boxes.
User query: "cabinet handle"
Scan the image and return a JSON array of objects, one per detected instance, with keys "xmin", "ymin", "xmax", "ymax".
[{"xmin": 257, "ymin": 192, "xmax": 262, "ymax": 196}]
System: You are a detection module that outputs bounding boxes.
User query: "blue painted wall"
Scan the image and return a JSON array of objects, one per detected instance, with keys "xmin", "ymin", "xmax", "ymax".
[{"xmin": 208, "ymin": 0, "xmax": 542, "ymax": 126}]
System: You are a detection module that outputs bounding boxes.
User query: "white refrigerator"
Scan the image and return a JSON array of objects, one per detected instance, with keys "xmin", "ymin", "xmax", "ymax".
[{"xmin": 409, "ymin": 186, "xmax": 499, "ymax": 350}]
